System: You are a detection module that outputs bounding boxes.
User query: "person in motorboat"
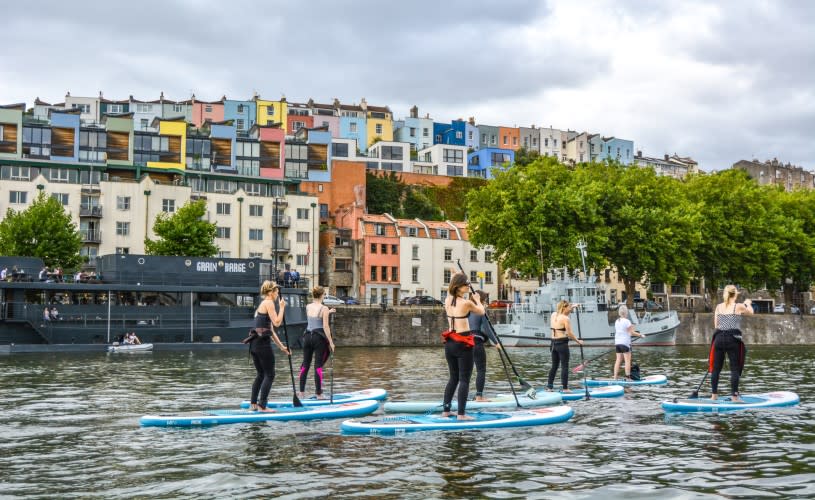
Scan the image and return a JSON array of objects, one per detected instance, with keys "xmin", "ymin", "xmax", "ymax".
[
  {"xmin": 244, "ymin": 281, "xmax": 290, "ymax": 412},
  {"xmin": 710, "ymin": 285, "xmax": 753, "ymax": 403},
  {"xmin": 128, "ymin": 332, "xmax": 142, "ymax": 345},
  {"xmin": 298, "ymin": 286, "xmax": 336, "ymax": 400},
  {"xmin": 613, "ymin": 305, "xmax": 644, "ymax": 380},
  {"xmin": 469, "ymin": 290, "xmax": 501, "ymax": 402},
  {"xmin": 441, "ymin": 272, "xmax": 485, "ymax": 420},
  {"xmin": 546, "ymin": 300, "xmax": 584, "ymax": 393}
]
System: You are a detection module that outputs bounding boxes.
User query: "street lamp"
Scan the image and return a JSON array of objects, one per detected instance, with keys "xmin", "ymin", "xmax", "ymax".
[
  {"xmin": 273, "ymin": 195, "xmax": 281, "ymax": 282},
  {"xmin": 310, "ymin": 202, "xmax": 317, "ymax": 287}
]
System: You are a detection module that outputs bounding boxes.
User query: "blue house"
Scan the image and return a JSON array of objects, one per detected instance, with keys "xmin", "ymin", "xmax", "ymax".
[
  {"xmin": 223, "ymin": 99, "xmax": 256, "ymax": 133},
  {"xmin": 433, "ymin": 119, "xmax": 466, "ymax": 146},
  {"xmin": 467, "ymin": 147, "xmax": 514, "ymax": 179}
]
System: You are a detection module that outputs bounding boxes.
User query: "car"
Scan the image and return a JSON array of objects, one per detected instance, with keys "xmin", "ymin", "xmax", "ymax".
[
  {"xmin": 399, "ymin": 296, "xmax": 415, "ymax": 305},
  {"xmin": 407, "ymin": 295, "xmax": 443, "ymax": 306},
  {"xmin": 322, "ymin": 294, "xmax": 345, "ymax": 306},
  {"xmin": 773, "ymin": 303, "xmax": 785, "ymax": 313},
  {"xmin": 633, "ymin": 299, "xmax": 663, "ymax": 310},
  {"xmin": 489, "ymin": 299, "xmax": 513, "ymax": 309},
  {"xmin": 339, "ymin": 296, "xmax": 360, "ymax": 305},
  {"xmin": 810, "ymin": 306, "xmax": 815, "ymax": 315}
]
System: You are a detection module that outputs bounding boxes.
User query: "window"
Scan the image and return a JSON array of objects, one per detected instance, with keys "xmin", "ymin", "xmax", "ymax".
[
  {"xmin": 116, "ymin": 196, "xmax": 131, "ymax": 210},
  {"xmin": 375, "ymin": 224, "xmax": 385, "ymax": 236},
  {"xmin": 381, "ymin": 266, "xmax": 388, "ymax": 281},
  {"xmin": 443, "ymin": 269, "xmax": 451, "ymax": 284},
  {"xmin": 297, "ymin": 255, "xmax": 308, "ymax": 266},
  {"xmin": 407, "ymin": 227, "xmax": 417, "ymax": 237},
  {"xmin": 249, "ymin": 205, "xmax": 263, "ymax": 217},
  {"xmin": 107, "ymin": 104, "xmax": 123, "ymax": 114},
  {"xmin": 249, "ymin": 229, "xmax": 263, "ymax": 240},
  {"xmin": 470, "ymin": 250, "xmax": 478, "ymax": 262},
  {"xmin": 482, "ymin": 135, "xmax": 488, "ymax": 145},
  {"xmin": 370, "ymin": 289, "xmax": 377, "ymax": 305},
  {"xmin": 447, "ymin": 165, "xmax": 464, "ymax": 176},
  {"xmin": 72, "ymin": 103, "xmax": 91, "ymax": 114},
  {"xmin": 297, "ymin": 208, "xmax": 309, "ymax": 219},
  {"xmin": 468, "ymin": 131, "xmax": 473, "ymax": 140},
  {"xmin": 484, "ymin": 251, "xmax": 493, "ymax": 263},
  {"xmin": 438, "ymin": 229, "xmax": 449, "ymax": 239},
  {"xmin": 423, "ymin": 128, "xmax": 429, "ymax": 137},
  {"xmin": 412, "ymin": 266, "xmax": 419, "ymax": 283},
  {"xmin": 370, "ymin": 266, "xmax": 377, "ymax": 281},
  {"xmin": 47, "ymin": 168, "xmax": 70, "ymax": 183},
  {"xmin": 375, "ymin": 124, "xmax": 383, "ymax": 135},
  {"xmin": 444, "ymin": 248, "xmax": 452, "ymax": 261},
  {"xmin": 237, "ymin": 104, "xmax": 245, "ymax": 113},
  {"xmin": 370, "ymin": 243, "xmax": 377, "ymax": 254},
  {"xmin": 391, "ymin": 267, "xmax": 398, "ymax": 281},
  {"xmin": 249, "ymin": 252, "xmax": 263, "ymax": 258},
  {"xmin": 491, "ymin": 135, "xmax": 496, "ymax": 145},
  {"xmin": 513, "ymin": 137, "xmax": 518, "ymax": 146},
  {"xmin": 267, "ymin": 106, "xmax": 274, "ymax": 115},
  {"xmin": 140, "ymin": 119, "xmax": 149, "ymax": 130},
  {"xmin": 412, "ymin": 245, "xmax": 419, "ymax": 260},
  {"xmin": 335, "ymin": 259, "xmax": 352, "ymax": 271},
  {"xmin": 443, "ymin": 149, "xmax": 463, "ymax": 163},
  {"xmin": 391, "ymin": 244, "xmax": 398, "ymax": 255},
  {"xmin": 205, "ymin": 105, "xmax": 213, "ymax": 112},
  {"xmin": 297, "ymin": 231, "xmax": 309, "ymax": 243},
  {"xmin": 116, "ymin": 247, "xmax": 130, "ymax": 255},
  {"xmin": 332, "ymin": 142, "xmax": 349, "ymax": 157},
  {"xmin": 9, "ymin": 191, "xmax": 27, "ymax": 204},
  {"xmin": 381, "ymin": 146, "xmax": 403, "ymax": 160},
  {"xmin": 116, "ymin": 222, "xmax": 130, "ymax": 236},
  {"xmin": 162, "ymin": 199, "xmax": 175, "ymax": 213},
  {"xmin": 136, "ymin": 103, "xmax": 153, "ymax": 113},
  {"xmin": 216, "ymin": 203, "xmax": 231, "ymax": 215},
  {"xmin": 349, "ymin": 123, "xmax": 357, "ymax": 133},
  {"xmin": 218, "ymin": 251, "xmax": 231, "ymax": 258},
  {"xmin": 216, "ymin": 227, "xmax": 231, "ymax": 239},
  {"xmin": 485, "ymin": 271, "xmax": 493, "ymax": 283},
  {"xmin": 544, "ymin": 138, "xmax": 549, "ymax": 147},
  {"xmin": 380, "ymin": 244, "xmax": 387, "ymax": 254},
  {"xmin": 51, "ymin": 193, "xmax": 69, "ymax": 205},
  {"xmin": 236, "ymin": 119, "xmax": 245, "ymax": 130},
  {"xmin": 470, "ymin": 271, "xmax": 478, "ymax": 283},
  {"xmin": 173, "ymin": 104, "xmax": 184, "ymax": 113},
  {"xmin": 409, "ymin": 127, "xmax": 416, "ymax": 137},
  {"xmin": 456, "ymin": 131, "xmax": 462, "ymax": 139}
]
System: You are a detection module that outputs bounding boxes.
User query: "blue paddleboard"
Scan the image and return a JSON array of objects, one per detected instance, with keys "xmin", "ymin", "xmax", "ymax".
[
  {"xmin": 583, "ymin": 374, "xmax": 668, "ymax": 386},
  {"xmin": 141, "ymin": 399, "xmax": 380, "ymax": 427},
  {"xmin": 559, "ymin": 385, "xmax": 625, "ymax": 400},
  {"xmin": 662, "ymin": 391, "xmax": 800, "ymax": 413},
  {"xmin": 239, "ymin": 388, "xmax": 387, "ymax": 408},
  {"xmin": 383, "ymin": 392, "xmax": 561, "ymax": 413},
  {"xmin": 341, "ymin": 405, "xmax": 574, "ymax": 434}
]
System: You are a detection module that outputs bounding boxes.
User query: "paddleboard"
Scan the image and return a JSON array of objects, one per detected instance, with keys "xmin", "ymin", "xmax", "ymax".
[
  {"xmin": 559, "ymin": 385, "xmax": 625, "ymax": 400},
  {"xmin": 239, "ymin": 388, "xmax": 387, "ymax": 408},
  {"xmin": 383, "ymin": 392, "xmax": 561, "ymax": 413},
  {"xmin": 341, "ymin": 405, "xmax": 574, "ymax": 434},
  {"xmin": 662, "ymin": 391, "xmax": 800, "ymax": 413},
  {"xmin": 583, "ymin": 375, "xmax": 668, "ymax": 386},
  {"xmin": 141, "ymin": 399, "xmax": 380, "ymax": 427}
]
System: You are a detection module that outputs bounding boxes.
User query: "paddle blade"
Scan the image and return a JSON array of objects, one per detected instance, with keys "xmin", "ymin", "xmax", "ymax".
[
  {"xmin": 525, "ymin": 387, "xmax": 537, "ymax": 400},
  {"xmin": 293, "ymin": 393, "xmax": 303, "ymax": 407},
  {"xmin": 572, "ymin": 362, "xmax": 586, "ymax": 373}
]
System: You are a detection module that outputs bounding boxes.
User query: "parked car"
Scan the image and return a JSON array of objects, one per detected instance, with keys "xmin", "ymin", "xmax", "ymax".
[
  {"xmin": 489, "ymin": 299, "xmax": 513, "ymax": 309},
  {"xmin": 773, "ymin": 303, "xmax": 785, "ymax": 313},
  {"xmin": 406, "ymin": 295, "xmax": 443, "ymax": 306},
  {"xmin": 339, "ymin": 296, "xmax": 359, "ymax": 305},
  {"xmin": 634, "ymin": 299, "xmax": 663, "ymax": 310},
  {"xmin": 322, "ymin": 294, "xmax": 345, "ymax": 306},
  {"xmin": 791, "ymin": 305, "xmax": 800, "ymax": 314},
  {"xmin": 399, "ymin": 296, "xmax": 414, "ymax": 305},
  {"xmin": 810, "ymin": 306, "xmax": 815, "ymax": 315}
]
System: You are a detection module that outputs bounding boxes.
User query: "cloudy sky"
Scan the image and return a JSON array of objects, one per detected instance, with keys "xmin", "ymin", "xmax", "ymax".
[{"xmin": 2, "ymin": 0, "xmax": 812, "ymax": 170}]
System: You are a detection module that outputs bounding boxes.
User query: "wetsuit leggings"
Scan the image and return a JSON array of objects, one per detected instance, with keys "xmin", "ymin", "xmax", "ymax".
[
  {"xmin": 299, "ymin": 331, "xmax": 329, "ymax": 394},
  {"xmin": 250, "ymin": 348, "xmax": 276, "ymax": 408},
  {"xmin": 443, "ymin": 339, "xmax": 474, "ymax": 415},
  {"xmin": 547, "ymin": 339, "xmax": 571, "ymax": 389},
  {"xmin": 710, "ymin": 333, "xmax": 745, "ymax": 396},
  {"xmin": 473, "ymin": 340, "xmax": 487, "ymax": 397}
]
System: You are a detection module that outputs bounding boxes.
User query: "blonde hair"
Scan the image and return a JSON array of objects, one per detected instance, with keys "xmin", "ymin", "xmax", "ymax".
[
  {"xmin": 618, "ymin": 305, "xmax": 629, "ymax": 318},
  {"xmin": 260, "ymin": 280, "xmax": 280, "ymax": 296},
  {"xmin": 722, "ymin": 285, "xmax": 737, "ymax": 306},
  {"xmin": 556, "ymin": 300, "xmax": 571, "ymax": 315},
  {"xmin": 312, "ymin": 285, "xmax": 325, "ymax": 299}
]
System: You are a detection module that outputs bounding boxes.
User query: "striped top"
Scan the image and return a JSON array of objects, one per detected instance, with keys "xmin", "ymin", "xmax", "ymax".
[{"xmin": 716, "ymin": 303, "xmax": 743, "ymax": 331}]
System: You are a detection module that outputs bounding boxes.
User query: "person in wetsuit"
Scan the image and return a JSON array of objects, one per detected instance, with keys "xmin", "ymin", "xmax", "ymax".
[
  {"xmin": 710, "ymin": 285, "xmax": 753, "ymax": 402},
  {"xmin": 299, "ymin": 286, "xmax": 336, "ymax": 399},
  {"xmin": 247, "ymin": 280, "xmax": 290, "ymax": 412},
  {"xmin": 547, "ymin": 300, "xmax": 584, "ymax": 392},
  {"xmin": 469, "ymin": 290, "xmax": 501, "ymax": 401},
  {"xmin": 442, "ymin": 272, "xmax": 485, "ymax": 420}
]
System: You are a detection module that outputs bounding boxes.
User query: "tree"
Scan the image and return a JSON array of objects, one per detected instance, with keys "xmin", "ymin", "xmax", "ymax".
[
  {"xmin": 144, "ymin": 199, "xmax": 218, "ymax": 257},
  {"xmin": 775, "ymin": 188, "xmax": 815, "ymax": 307},
  {"xmin": 403, "ymin": 187, "xmax": 443, "ymax": 220},
  {"xmin": 366, "ymin": 171, "xmax": 404, "ymax": 216},
  {"xmin": 0, "ymin": 191, "xmax": 82, "ymax": 269},
  {"xmin": 513, "ymin": 147, "xmax": 541, "ymax": 167},
  {"xmin": 428, "ymin": 177, "xmax": 488, "ymax": 222}
]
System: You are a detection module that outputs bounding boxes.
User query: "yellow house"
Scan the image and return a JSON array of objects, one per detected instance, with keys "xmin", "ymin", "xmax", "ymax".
[
  {"xmin": 365, "ymin": 103, "xmax": 393, "ymax": 148},
  {"xmin": 254, "ymin": 96, "xmax": 288, "ymax": 132},
  {"xmin": 146, "ymin": 117, "xmax": 187, "ymax": 170}
]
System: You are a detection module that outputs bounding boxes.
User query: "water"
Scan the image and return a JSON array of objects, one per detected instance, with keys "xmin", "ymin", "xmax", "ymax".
[{"xmin": 0, "ymin": 345, "xmax": 812, "ymax": 499}]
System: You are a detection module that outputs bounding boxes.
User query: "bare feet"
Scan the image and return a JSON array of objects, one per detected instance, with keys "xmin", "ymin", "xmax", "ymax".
[
  {"xmin": 561, "ymin": 388, "xmax": 573, "ymax": 393},
  {"xmin": 316, "ymin": 394, "xmax": 328, "ymax": 400},
  {"xmin": 457, "ymin": 414, "xmax": 475, "ymax": 421},
  {"xmin": 441, "ymin": 412, "xmax": 451, "ymax": 418},
  {"xmin": 710, "ymin": 394, "xmax": 718, "ymax": 401},
  {"xmin": 298, "ymin": 392, "xmax": 306, "ymax": 400},
  {"xmin": 475, "ymin": 396, "xmax": 488, "ymax": 402},
  {"xmin": 257, "ymin": 407, "xmax": 277, "ymax": 413},
  {"xmin": 249, "ymin": 404, "xmax": 258, "ymax": 411},
  {"xmin": 731, "ymin": 394, "xmax": 745, "ymax": 403}
]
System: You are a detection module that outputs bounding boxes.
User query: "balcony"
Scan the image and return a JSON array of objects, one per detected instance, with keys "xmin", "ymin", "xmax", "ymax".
[
  {"xmin": 272, "ymin": 198, "xmax": 288, "ymax": 208},
  {"xmin": 79, "ymin": 206, "xmax": 103, "ymax": 217},
  {"xmin": 271, "ymin": 215, "xmax": 291, "ymax": 228},
  {"xmin": 271, "ymin": 239, "xmax": 291, "ymax": 252},
  {"xmin": 80, "ymin": 229, "xmax": 101, "ymax": 243},
  {"xmin": 81, "ymin": 185, "xmax": 101, "ymax": 194}
]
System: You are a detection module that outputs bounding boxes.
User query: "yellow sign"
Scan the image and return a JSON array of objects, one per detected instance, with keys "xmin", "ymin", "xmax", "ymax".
[{"xmin": 477, "ymin": 272, "xmax": 485, "ymax": 279}]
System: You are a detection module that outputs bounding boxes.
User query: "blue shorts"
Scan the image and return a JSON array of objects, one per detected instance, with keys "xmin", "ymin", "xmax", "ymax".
[{"xmin": 615, "ymin": 344, "xmax": 630, "ymax": 353}]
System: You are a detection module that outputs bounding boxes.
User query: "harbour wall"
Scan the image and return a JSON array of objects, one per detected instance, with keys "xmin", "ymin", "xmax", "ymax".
[{"xmin": 330, "ymin": 308, "xmax": 815, "ymax": 346}]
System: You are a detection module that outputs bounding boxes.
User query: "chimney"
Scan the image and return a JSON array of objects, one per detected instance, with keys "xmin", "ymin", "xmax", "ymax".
[
  {"xmin": 99, "ymin": 91, "xmax": 103, "ymax": 98},
  {"xmin": 307, "ymin": 98, "xmax": 314, "ymax": 107},
  {"xmin": 360, "ymin": 97, "xmax": 367, "ymax": 110},
  {"xmin": 333, "ymin": 98, "xmax": 340, "ymax": 108},
  {"xmin": 253, "ymin": 91, "xmax": 259, "ymax": 100},
  {"xmin": 160, "ymin": 91, "xmax": 164, "ymax": 101},
  {"xmin": 664, "ymin": 154, "xmax": 669, "ymax": 161},
  {"xmin": 468, "ymin": 116, "xmax": 475, "ymax": 125},
  {"xmin": 66, "ymin": 91, "xmax": 71, "ymax": 97},
  {"xmin": 410, "ymin": 105, "xmax": 418, "ymax": 118}
]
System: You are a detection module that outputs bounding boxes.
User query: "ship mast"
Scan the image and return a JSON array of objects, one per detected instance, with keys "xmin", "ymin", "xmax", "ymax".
[{"xmin": 576, "ymin": 239, "xmax": 588, "ymax": 283}]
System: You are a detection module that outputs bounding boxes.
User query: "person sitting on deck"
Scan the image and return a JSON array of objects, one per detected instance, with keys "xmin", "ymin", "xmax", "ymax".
[
  {"xmin": 50, "ymin": 307, "xmax": 60, "ymax": 321},
  {"xmin": 43, "ymin": 307, "xmax": 51, "ymax": 322},
  {"xmin": 0, "ymin": 267, "xmax": 7, "ymax": 281},
  {"xmin": 39, "ymin": 267, "xmax": 48, "ymax": 281},
  {"xmin": 128, "ymin": 332, "xmax": 142, "ymax": 345}
]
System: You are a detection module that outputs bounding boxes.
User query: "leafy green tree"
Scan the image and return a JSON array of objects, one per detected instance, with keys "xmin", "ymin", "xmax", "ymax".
[
  {"xmin": 144, "ymin": 199, "xmax": 218, "ymax": 257},
  {"xmin": 513, "ymin": 147, "xmax": 541, "ymax": 167},
  {"xmin": 366, "ymin": 171, "xmax": 404, "ymax": 216},
  {"xmin": 0, "ymin": 191, "xmax": 82, "ymax": 269},
  {"xmin": 775, "ymin": 188, "xmax": 815, "ymax": 307},
  {"xmin": 403, "ymin": 187, "xmax": 443, "ymax": 220},
  {"xmin": 428, "ymin": 177, "xmax": 488, "ymax": 221},
  {"xmin": 685, "ymin": 169, "xmax": 785, "ymax": 296}
]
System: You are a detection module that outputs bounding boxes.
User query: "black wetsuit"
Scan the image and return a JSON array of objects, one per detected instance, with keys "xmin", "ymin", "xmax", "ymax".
[
  {"xmin": 299, "ymin": 307, "xmax": 330, "ymax": 395},
  {"xmin": 547, "ymin": 325, "xmax": 570, "ymax": 390},
  {"xmin": 443, "ymin": 298, "xmax": 475, "ymax": 415},
  {"xmin": 470, "ymin": 312, "xmax": 498, "ymax": 398},
  {"xmin": 709, "ymin": 304, "xmax": 747, "ymax": 396},
  {"xmin": 249, "ymin": 312, "xmax": 276, "ymax": 409}
]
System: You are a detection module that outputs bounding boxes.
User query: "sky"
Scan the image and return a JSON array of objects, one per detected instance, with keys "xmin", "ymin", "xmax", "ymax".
[{"xmin": 2, "ymin": 0, "xmax": 813, "ymax": 170}]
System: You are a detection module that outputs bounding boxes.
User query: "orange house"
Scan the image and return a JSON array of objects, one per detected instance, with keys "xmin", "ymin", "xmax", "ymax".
[
  {"xmin": 498, "ymin": 126, "xmax": 521, "ymax": 150},
  {"xmin": 358, "ymin": 214, "xmax": 401, "ymax": 305}
]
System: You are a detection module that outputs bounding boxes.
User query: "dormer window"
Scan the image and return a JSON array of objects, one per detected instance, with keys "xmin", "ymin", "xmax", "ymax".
[
  {"xmin": 438, "ymin": 229, "xmax": 449, "ymax": 239},
  {"xmin": 375, "ymin": 223, "xmax": 385, "ymax": 236}
]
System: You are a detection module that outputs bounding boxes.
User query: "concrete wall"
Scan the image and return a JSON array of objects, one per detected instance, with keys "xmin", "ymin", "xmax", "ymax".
[{"xmin": 328, "ymin": 308, "xmax": 815, "ymax": 347}]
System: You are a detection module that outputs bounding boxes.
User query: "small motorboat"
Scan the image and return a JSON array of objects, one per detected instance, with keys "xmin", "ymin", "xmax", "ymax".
[{"xmin": 108, "ymin": 343, "xmax": 153, "ymax": 353}]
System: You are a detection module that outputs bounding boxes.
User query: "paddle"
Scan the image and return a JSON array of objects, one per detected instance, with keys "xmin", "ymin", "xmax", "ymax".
[
  {"xmin": 329, "ymin": 312, "xmax": 335, "ymax": 405},
  {"xmin": 689, "ymin": 371, "xmax": 709, "ymax": 399},
  {"xmin": 455, "ymin": 260, "xmax": 535, "ymax": 400},
  {"xmin": 279, "ymin": 295, "xmax": 303, "ymax": 407},
  {"xmin": 574, "ymin": 306, "xmax": 590, "ymax": 400}
]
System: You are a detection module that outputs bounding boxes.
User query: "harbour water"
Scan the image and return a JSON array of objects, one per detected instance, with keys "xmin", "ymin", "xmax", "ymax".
[{"xmin": 0, "ymin": 345, "xmax": 812, "ymax": 499}]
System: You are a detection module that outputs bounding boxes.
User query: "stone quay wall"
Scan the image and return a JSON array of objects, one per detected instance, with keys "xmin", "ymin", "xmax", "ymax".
[{"xmin": 328, "ymin": 307, "xmax": 815, "ymax": 346}]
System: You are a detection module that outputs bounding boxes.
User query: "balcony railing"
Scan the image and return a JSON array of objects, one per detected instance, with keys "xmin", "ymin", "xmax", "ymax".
[
  {"xmin": 271, "ymin": 215, "xmax": 291, "ymax": 228},
  {"xmin": 79, "ymin": 206, "xmax": 103, "ymax": 217},
  {"xmin": 80, "ymin": 230, "xmax": 101, "ymax": 243},
  {"xmin": 271, "ymin": 239, "xmax": 291, "ymax": 252}
]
